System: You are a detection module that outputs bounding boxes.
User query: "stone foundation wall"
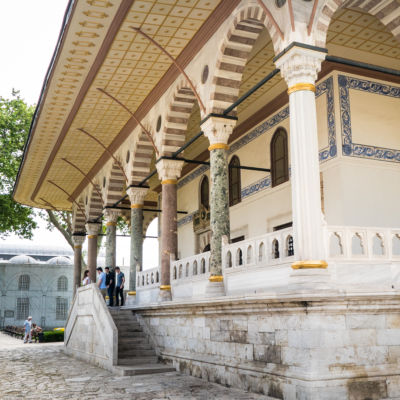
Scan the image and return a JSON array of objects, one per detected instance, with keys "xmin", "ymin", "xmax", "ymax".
[{"xmin": 135, "ymin": 291, "xmax": 400, "ymax": 400}]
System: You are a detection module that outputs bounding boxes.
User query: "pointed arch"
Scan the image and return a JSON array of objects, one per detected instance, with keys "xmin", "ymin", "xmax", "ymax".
[
  {"xmin": 104, "ymin": 160, "xmax": 126, "ymax": 207},
  {"xmin": 130, "ymin": 123, "xmax": 157, "ymax": 186},
  {"xmin": 86, "ymin": 181, "xmax": 102, "ymax": 222},
  {"xmin": 313, "ymin": 0, "xmax": 400, "ymax": 47},
  {"xmin": 209, "ymin": 5, "xmax": 282, "ymax": 116},
  {"xmin": 72, "ymin": 198, "xmax": 86, "ymax": 233},
  {"xmin": 161, "ymin": 83, "xmax": 198, "ymax": 157}
]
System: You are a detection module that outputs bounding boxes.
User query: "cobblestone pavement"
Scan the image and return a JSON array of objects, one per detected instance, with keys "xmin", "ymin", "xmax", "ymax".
[{"xmin": 0, "ymin": 334, "xmax": 276, "ymax": 400}]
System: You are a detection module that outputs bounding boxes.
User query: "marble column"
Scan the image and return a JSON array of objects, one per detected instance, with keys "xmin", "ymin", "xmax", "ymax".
[
  {"xmin": 85, "ymin": 222, "xmax": 101, "ymax": 283},
  {"xmin": 156, "ymin": 159, "xmax": 184, "ymax": 302},
  {"xmin": 72, "ymin": 234, "xmax": 86, "ymax": 297},
  {"xmin": 125, "ymin": 187, "xmax": 148, "ymax": 305},
  {"xmin": 200, "ymin": 116, "xmax": 237, "ymax": 297},
  {"xmin": 275, "ymin": 46, "xmax": 330, "ymax": 284},
  {"xmin": 103, "ymin": 209, "xmax": 120, "ymax": 271}
]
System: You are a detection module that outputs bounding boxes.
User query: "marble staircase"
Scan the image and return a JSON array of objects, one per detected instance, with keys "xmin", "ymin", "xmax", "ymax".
[{"xmin": 109, "ymin": 308, "xmax": 175, "ymax": 376}]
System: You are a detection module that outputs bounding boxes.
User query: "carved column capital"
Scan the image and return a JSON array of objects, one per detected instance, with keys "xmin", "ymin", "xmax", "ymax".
[
  {"xmin": 200, "ymin": 116, "xmax": 237, "ymax": 146},
  {"xmin": 103, "ymin": 208, "xmax": 120, "ymax": 224},
  {"xmin": 274, "ymin": 47, "xmax": 326, "ymax": 88},
  {"xmin": 156, "ymin": 159, "xmax": 185, "ymax": 183},
  {"xmin": 72, "ymin": 235, "xmax": 86, "ymax": 247},
  {"xmin": 85, "ymin": 222, "xmax": 101, "ymax": 237},
  {"xmin": 126, "ymin": 187, "xmax": 148, "ymax": 206}
]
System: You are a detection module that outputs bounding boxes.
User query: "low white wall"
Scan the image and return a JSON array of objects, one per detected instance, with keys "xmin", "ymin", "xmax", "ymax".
[{"xmin": 63, "ymin": 283, "xmax": 118, "ymax": 371}]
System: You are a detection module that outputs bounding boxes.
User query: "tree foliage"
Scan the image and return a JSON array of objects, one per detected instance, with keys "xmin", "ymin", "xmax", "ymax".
[{"xmin": 0, "ymin": 90, "xmax": 37, "ymax": 239}]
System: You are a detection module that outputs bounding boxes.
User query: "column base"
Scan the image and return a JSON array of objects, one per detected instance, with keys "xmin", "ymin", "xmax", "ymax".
[
  {"xmin": 158, "ymin": 289, "xmax": 172, "ymax": 302},
  {"xmin": 288, "ymin": 268, "xmax": 334, "ymax": 291},
  {"xmin": 125, "ymin": 292, "xmax": 137, "ymax": 306},
  {"xmin": 205, "ymin": 277, "xmax": 225, "ymax": 298}
]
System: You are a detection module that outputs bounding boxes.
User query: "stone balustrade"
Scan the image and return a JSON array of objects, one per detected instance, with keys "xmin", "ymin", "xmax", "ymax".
[
  {"xmin": 222, "ymin": 227, "xmax": 294, "ymax": 272},
  {"xmin": 135, "ymin": 266, "xmax": 161, "ymax": 304},
  {"xmin": 326, "ymin": 226, "xmax": 400, "ymax": 261},
  {"xmin": 136, "ymin": 266, "xmax": 161, "ymax": 288}
]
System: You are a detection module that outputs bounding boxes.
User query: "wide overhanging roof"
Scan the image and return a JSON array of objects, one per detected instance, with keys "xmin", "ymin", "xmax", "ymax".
[{"xmin": 13, "ymin": 0, "xmax": 237, "ymax": 211}]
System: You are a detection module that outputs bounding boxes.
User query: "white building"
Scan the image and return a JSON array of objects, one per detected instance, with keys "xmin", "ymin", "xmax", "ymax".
[{"xmin": 12, "ymin": 0, "xmax": 400, "ymax": 398}]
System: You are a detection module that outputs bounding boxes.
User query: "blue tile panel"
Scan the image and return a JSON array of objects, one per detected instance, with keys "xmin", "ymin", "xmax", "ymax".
[{"xmin": 339, "ymin": 74, "xmax": 400, "ymax": 163}]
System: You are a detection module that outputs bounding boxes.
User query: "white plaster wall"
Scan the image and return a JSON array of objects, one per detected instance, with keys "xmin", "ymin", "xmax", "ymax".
[{"xmin": 176, "ymin": 71, "xmax": 400, "ymax": 259}]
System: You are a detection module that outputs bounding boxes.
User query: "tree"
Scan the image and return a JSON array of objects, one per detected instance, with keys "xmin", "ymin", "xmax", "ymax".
[
  {"xmin": 1, "ymin": 90, "xmax": 129, "ymax": 267},
  {"xmin": 0, "ymin": 90, "xmax": 37, "ymax": 239}
]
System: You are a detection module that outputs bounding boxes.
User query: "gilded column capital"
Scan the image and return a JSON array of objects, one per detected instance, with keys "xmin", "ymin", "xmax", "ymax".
[
  {"xmin": 72, "ymin": 235, "xmax": 86, "ymax": 247},
  {"xmin": 103, "ymin": 208, "xmax": 120, "ymax": 225},
  {"xmin": 200, "ymin": 116, "xmax": 237, "ymax": 147},
  {"xmin": 274, "ymin": 46, "xmax": 326, "ymax": 88},
  {"xmin": 126, "ymin": 187, "xmax": 148, "ymax": 207},
  {"xmin": 156, "ymin": 159, "xmax": 185, "ymax": 183},
  {"xmin": 85, "ymin": 222, "xmax": 101, "ymax": 237}
]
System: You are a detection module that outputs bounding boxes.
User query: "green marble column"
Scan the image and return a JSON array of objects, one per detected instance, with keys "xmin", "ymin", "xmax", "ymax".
[
  {"xmin": 209, "ymin": 147, "xmax": 230, "ymax": 276},
  {"xmin": 201, "ymin": 116, "xmax": 237, "ymax": 298},
  {"xmin": 104, "ymin": 209, "xmax": 120, "ymax": 271},
  {"xmin": 130, "ymin": 205, "xmax": 143, "ymax": 291}
]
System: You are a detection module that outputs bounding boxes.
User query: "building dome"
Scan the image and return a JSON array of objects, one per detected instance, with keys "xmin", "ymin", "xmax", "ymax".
[
  {"xmin": 46, "ymin": 256, "xmax": 72, "ymax": 265},
  {"xmin": 8, "ymin": 255, "xmax": 38, "ymax": 264}
]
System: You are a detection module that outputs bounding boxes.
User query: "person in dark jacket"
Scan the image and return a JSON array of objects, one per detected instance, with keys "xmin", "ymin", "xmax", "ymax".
[{"xmin": 105, "ymin": 267, "xmax": 115, "ymax": 307}]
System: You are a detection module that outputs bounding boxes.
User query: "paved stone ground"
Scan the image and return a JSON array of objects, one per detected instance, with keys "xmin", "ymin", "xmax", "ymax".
[{"xmin": 0, "ymin": 333, "xmax": 276, "ymax": 400}]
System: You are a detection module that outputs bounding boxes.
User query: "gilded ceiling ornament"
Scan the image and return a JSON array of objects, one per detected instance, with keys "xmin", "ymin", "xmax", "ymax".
[
  {"xmin": 75, "ymin": 31, "xmax": 99, "ymax": 38},
  {"xmin": 79, "ymin": 21, "xmax": 104, "ymax": 29},
  {"xmin": 86, "ymin": 0, "xmax": 113, "ymax": 7},
  {"xmin": 66, "ymin": 57, "xmax": 88, "ymax": 63},
  {"xmin": 72, "ymin": 41, "xmax": 95, "ymax": 47},
  {"xmin": 64, "ymin": 64, "xmax": 85, "ymax": 70},
  {"xmin": 69, "ymin": 49, "xmax": 91, "ymax": 56},
  {"xmin": 82, "ymin": 10, "xmax": 108, "ymax": 18}
]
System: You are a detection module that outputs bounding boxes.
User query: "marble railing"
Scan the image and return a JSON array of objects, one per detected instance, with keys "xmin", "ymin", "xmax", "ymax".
[
  {"xmin": 136, "ymin": 266, "xmax": 161, "ymax": 289},
  {"xmin": 325, "ymin": 226, "xmax": 400, "ymax": 260},
  {"xmin": 171, "ymin": 251, "xmax": 211, "ymax": 283},
  {"xmin": 223, "ymin": 227, "xmax": 295, "ymax": 272}
]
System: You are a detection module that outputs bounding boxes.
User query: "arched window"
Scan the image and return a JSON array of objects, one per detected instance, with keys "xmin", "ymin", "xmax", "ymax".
[
  {"xmin": 229, "ymin": 156, "xmax": 241, "ymax": 206},
  {"xmin": 271, "ymin": 128, "xmax": 289, "ymax": 187},
  {"xmin": 57, "ymin": 276, "xmax": 68, "ymax": 292},
  {"xmin": 200, "ymin": 176, "xmax": 209, "ymax": 208},
  {"xmin": 18, "ymin": 275, "xmax": 30, "ymax": 291}
]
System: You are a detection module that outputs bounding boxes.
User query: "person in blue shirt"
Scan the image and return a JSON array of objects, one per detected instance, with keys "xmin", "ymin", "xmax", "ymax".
[
  {"xmin": 96, "ymin": 267, "xmax": 107, "ymax": 301},
  {"xmin": 115, "ymin": 267, "xmax": 125, "ymax": 306}
]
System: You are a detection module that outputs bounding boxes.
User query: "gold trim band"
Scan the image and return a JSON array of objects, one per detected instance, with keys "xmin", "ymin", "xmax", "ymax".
[
  {"xmin": 161, "ymin": 179, "xmax": 178, "ymax": 185},
  {"xmin": 87, "ymin": 235, "xmax": 98, "ymax": 239},
  {"xmin": 291, "ymin": 260, "xmax": 328, "ymax": 270},
  {"xmin": 131, "ymin": 204, "xmax": 143, "ymax": 209},
  {"xmin": 74, "ymin": 245, "xmax": 82, "ymax": 249},
  {"xmin": 160, "ymin": 285, "xmax": 171, "ymax": 290},
  {"xmin": 208, "ymin": 143, "xmax": 229, "ymax": 151},
  {"xmin": 106, "ymin": 222, "xmax": 117, "ymax": 226},
  {"xmin": 128, "ymin": 291, "xmax": 136, "ymax": 295},
  {"xmin": 287, "ymin": 83, "xmax": 316, "ymax": 95},
  {"xmin": 209, "ymin": 275, "xmax": 223, "ymax": 282}
]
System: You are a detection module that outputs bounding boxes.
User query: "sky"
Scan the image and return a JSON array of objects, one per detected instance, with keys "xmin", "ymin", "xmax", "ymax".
[{"xmin": 1, "ymin": 0, "xmax": 159, "ymax": 269}]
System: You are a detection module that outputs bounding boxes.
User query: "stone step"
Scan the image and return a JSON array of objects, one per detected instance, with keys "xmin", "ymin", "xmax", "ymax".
[
  {"xmin": 118, "ymin": 343, "xmax": 152, "ymax": 351},
  {"xmin": 120, "ymin": 331, "xmax": 148, "ymax": 338},
  {"xmin": 114, "ymin": 321, "xmax": 141, "ymax": 327},
  {"xmin": 118, "ymin": 349, "xmax": 156, "ymax": 358},
  {"xmin": 117, "ymin": 326, "xmax": 143, "ymax": 333},
  {"xmin": 118, "ymin": 337, "xmax": 149, "ymax": 344},
  {"xmin": 117, "ymin": 356, "xmax": 158, "ymax": 365},
  {"xmin": 113, "ymin": 363, "xmax": 176, "ymax": 377}
]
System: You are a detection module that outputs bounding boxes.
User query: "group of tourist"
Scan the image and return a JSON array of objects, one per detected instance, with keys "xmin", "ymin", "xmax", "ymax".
[{"xmin": 82, "ymin": 267, "xmax": 125, "ymax": 306}]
